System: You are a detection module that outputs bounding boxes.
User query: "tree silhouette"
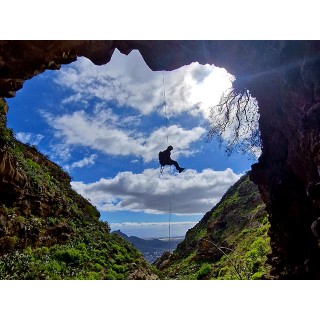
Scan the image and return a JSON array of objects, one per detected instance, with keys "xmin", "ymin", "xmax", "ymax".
[{"xmin": 206, "ymin": 88, "xmax": 261, "ymax": 158}]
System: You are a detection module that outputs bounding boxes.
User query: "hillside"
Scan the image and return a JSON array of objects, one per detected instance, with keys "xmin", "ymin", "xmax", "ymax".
[
  {"xmin": 0, "ymin": 98, "xmax": 157, "ymax": 279},
  {"xmin": 112, "ymin": 230, "xmax": 183, "ymax": 263},
  {"xmin": 0, "ymin": 97, "xmax": 271, "ymax": 280},
  {"xmin": 155, "ymin": 174, "xmax": 272, "ymax": 280}
]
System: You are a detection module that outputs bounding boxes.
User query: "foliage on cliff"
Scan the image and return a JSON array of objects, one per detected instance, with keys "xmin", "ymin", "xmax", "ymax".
[
  {"xmin": 155, "ymin": 174, "xmax": 271, "ymax": 280},
  {"xmin": 0, "ymin": 98, "xmax": 157, "ymax": 279}
]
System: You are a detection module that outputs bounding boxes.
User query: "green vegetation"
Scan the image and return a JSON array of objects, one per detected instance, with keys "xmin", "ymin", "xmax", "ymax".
[
  {"xmin": 0, "ymin": 97, "xmax": 271, "ymax": 280},
  {"xmin": 156, "ymin": 174, "xmax": 271, "ymax": 280},
  {"xmin": 0, "ymin": 99, "xmax": 8, "ymax": 120},
  {"xmin": 0, "ymin": 233, "xmax": 152, "ymax": 280},
  {"xmin": 196, "ymin": 263, "xmax": 212, "ymax": 279},
  {"xmin": 0, "ymin": 99, "xmax": 157, "ymax": 279}
]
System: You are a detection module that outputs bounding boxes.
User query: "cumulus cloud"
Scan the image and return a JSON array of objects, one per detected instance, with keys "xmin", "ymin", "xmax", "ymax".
[
  {"xmin": 64, "ymin": 154, "xmax": 97, "ymax": 171},
  {"xmin": 15, "ymin": 132, "xmax": 44, "ymax": 146},
  {"xmin": 54, "ymin": 49, "xmax": 233, "ymax": 119},
  {"xmin": 53, "ymin": 49, "xmax": 260, "ymax": 158},
  {"xmin": 71, "ymin": 168, "xmax": 242, "ymax": 215},
  {"xmin": 43, "ymin": 107, "xmax": 205, "ymax": 162},
  {"xmin": 49, "ymin": 143, "xmax": 72, "ymax": 162}
]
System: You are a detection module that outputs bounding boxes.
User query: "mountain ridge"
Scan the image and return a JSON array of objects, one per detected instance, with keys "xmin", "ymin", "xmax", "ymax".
[{"xmin": 155, "ymin": 173, "xmax": 272, "ymax": 280}]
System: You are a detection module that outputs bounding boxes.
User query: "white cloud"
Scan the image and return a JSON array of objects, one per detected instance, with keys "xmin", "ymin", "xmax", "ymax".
[
  {"xmin": 64, "ymin": 154, "xmax": 97, "ymax": 171},
  {"xmin": 49, "ymin": 143, "xmax": 72, "ymax": 162},
  {"xmin": 43, "ymin": 107, "xmax": 205, "ymax": 162},
  {"xmin": 109, "ymin": 221, "xmax": 198, "ymax": 238},
  {"xmin": 62, "ymin": 92, "xmax": 89, "ymax": 107},
  {"xmin": 53, "ymin": 49, "xmax": 259, "ymax": 158},
  {"xmin": 71, "ymin": 168, "xmax": 242, "ymax": 215},
  {"xmin": 54, "ymin": 49, "xmax": 233, "ymax": 119},
  {"xmin": 15, "ymin": 132, "xmax": 44, "ymax": 146}
]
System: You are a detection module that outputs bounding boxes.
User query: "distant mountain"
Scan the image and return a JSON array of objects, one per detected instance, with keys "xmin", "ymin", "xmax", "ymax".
[
  {"xmin": 112, "ymin": 230, "xmax": 184, "ymax": 263},
  {"xmin": 155, "ymin": 173, "xmax": 272, "ymax": 280}
]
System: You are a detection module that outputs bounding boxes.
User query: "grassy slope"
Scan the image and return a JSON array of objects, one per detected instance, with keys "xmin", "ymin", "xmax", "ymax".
[
  {"xmin": 0, "ymin": 99, "xmax": 157, "ymax": 279},
  {"xmin": 155, "ymin": 174, "xmax": 272, "ymax": 280}
]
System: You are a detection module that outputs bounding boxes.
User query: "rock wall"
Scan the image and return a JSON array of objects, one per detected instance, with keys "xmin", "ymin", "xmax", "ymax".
[
  {"xmin": 248, "ymin": 41, "xmax": 320, "ymax": 278},
  {"xmin": 1, "ymin": 40, "xmax": 320, "ymax": 278}
]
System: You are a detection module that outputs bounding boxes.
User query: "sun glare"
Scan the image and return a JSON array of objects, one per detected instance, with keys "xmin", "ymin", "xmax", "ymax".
[{"xmin": 188, "ymin": 65, "xmax": 234, "ymax": 118}]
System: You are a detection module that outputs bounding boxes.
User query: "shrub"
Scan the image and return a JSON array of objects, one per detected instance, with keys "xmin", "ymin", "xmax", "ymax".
[
  {"xmin": 55, "ymin": 246, "xmax": 89, "ymax": 267},
  {"xmin": 113, "ymin": 264, "xmax": 126, "ymax": 274},
  {"xmin": 251, "ymin": 271, "xmax": 264, "ymax": 280},
  {"xmin": 196, "ymin": 263, "xmax": 212, "ymax": 279},
  {"xmin": 88, "ymin": 272, "xmax": 102, "ymax": 280},
  {"xmin": 243, "ymin": 237, "xmax": 269, "ymax": 279},
  {"xmin": 0, "ymin": 236, "xmax": 18, "ymax": 251},
  {"xmin": 105, "ymin": 269, "xmax": 117, "ymax": 280},
  {"xmin": 92, "ymin": 263, "xmax": 103, "ymax": 272},
  {"xmin": 85, "ymin": 205, "xmax": 100, "ymax": 220},
  {"xmin": 217, "ymin": 266, "xmax": 230, "ymax": 279}
]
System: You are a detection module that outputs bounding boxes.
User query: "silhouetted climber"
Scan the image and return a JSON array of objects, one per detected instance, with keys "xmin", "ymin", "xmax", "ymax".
[{"xmin": 158, "ymin": 146, "xmax": 185, "ymax": 173}]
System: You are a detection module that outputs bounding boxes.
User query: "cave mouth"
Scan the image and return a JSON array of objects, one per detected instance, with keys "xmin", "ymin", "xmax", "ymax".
[
  {"xmin": 2, "ymin": 39, "xmax": 320, "ymax": 281},
  {"xmin": 5, "ymin": 48, "xmax": 259, "ymax": 240}
]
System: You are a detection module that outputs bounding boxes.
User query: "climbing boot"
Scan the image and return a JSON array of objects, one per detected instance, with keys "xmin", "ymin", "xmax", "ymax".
[{"xmin": 178, "ymin": 167, "xmax": 185, "ymax": 173}]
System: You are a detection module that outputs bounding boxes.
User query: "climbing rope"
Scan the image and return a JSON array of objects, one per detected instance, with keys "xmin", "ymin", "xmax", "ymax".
[
  {"xmin": 201, "ymin": 238, "xmax": 243, "ymax": 280},
  {"xmin": 162, "ymin": 73, "xmax": 171, "ymax": 252},
  {"xmin": 159, "ymin": 75, "xmax": 169, "ymax": 175},
  {"xmin": 168, "ymin": 196, "xmax": 172, "ymax": 253},
  {"xmin": 160, "ymin": 74, "xmax": 170, "ymax": 175},
  {"xmin": 163, "ymin": 74, "xmax": 169, "ymax": 144}
]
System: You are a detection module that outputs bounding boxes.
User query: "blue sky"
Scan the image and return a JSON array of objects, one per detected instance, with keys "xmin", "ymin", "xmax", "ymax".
[{"xmin": 6, "ymin": 49, "xmax": 258, "ymax": 238}]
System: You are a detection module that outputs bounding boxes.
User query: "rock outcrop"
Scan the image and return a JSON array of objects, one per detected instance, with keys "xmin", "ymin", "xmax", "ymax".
[{"xmin": 1, "ymin": 40, "xmax": 320, "ymax": 278}]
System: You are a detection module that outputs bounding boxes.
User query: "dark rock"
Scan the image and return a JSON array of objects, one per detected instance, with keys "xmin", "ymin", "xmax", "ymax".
[
  {"xmin": 307, "ymin": 181, "xmax": 320, "ymax": 201},
  {"xmin": 311, "ymin": 217, "xmax": 320, "ymax": 238}
]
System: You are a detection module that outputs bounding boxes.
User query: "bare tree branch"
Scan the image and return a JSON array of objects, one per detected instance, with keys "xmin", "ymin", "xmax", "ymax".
[{"xmin": 206, "ymin": 88, "xmax": 261, "ymax": 158}]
